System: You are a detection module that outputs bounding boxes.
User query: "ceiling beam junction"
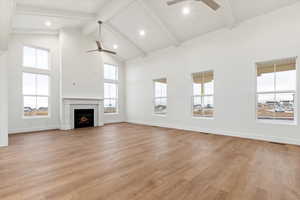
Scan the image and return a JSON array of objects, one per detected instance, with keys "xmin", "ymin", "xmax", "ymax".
[{"xmin": 138, "ymin": 0, "xmax": 181, "ymax": 46}]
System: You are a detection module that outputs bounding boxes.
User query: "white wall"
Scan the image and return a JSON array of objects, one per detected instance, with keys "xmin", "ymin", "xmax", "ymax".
[
  {"xmin": 0, "ymin": 0, "xmax": 13, "ymax": 51},
  {"xmin": 102, "ymin": 54, "xmax": 126, "ymax": 124},
  {"xmin": 60, "ymin": 28, "xmax": 126, "ymax": 124},
  {"xmin": 0, "ymin": 52, "xmax": 8, "ymax": 146},
  {"xmin": 60, "ymin": 28, "xmax": 103, "ymax": 98},
  {"xmin": 125, "ymin": 3, "xmax": 300, "ymax": 145},
  {"xmin": 8, "ymin": 34, "xmax": 60, "ymax": 133}
]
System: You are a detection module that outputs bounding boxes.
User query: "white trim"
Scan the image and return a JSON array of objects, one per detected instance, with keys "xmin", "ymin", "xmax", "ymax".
[
  {"xmin": 12, "ymin": 28, "xmax": 59, "ymax": 36},
  {"xmin": 16, "ymin": 4, "xmax": 95, "ymax": 21},
  {"xmin": 8, "ymin": 125, "xmax": 60, "ymax": 134},
  {"xmin": 62, "ymin": 97, "xmax": 103, "ymax": 101},
  {"xmin": 126, "ymin": 120, "xmax": 300, "ymax": 146}
]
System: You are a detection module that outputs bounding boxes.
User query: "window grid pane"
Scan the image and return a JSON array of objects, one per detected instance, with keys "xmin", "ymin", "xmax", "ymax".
[
  {"xmin": 154, "ymin": 78, "xmax": 167, "ymax": 115},
  {"xmin": 104, "ymin": 64, "xmax": 118, "ymax": 81},
  {"xmin": 23, "ymin": 72, "xmax": 49, "ymax": 117},
  {"xmin": 104, "ymin": 99, "xmax": 118, "ymax": 113},
  {"xmin": 192, "ymin": 71, "xmax": 214, "ymax": 118},
  {"xmin": 104, "ymin": 81, "xmax": 118, "ymax": 113},
  {"xmin": 256, "ymin": 58, "xmax": 296, "ymax": 122},
  {"xmin": 23, "ymin": 46, "xmax": 49, "ymax": 70}
]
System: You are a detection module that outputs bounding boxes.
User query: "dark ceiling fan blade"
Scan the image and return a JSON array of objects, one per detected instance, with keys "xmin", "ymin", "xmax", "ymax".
[
  {"xmin": 199, "ymin": 0, "xmax": 220, "ymax": 11},
  {"xmin": 167, "ymin": 0, "xmax": 188, "ymax": 6},
  {"xmin": 101, "ymin": 49, "xmax": 117, "ymax": 55},
  {"xmin": 87, "ymin": 49, "xmax": 100, "ymax": 53}
]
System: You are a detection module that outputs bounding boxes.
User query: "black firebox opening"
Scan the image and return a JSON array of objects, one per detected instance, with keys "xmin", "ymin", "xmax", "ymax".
[{"xmin": 74, "ymin": 109, "xmax": 94, "ymax": 129}]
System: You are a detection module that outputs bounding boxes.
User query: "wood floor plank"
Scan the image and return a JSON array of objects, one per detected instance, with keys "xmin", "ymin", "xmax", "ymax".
[{"xmin": 0, "ymin": 123, "xmax": 299, "ymax": 200}]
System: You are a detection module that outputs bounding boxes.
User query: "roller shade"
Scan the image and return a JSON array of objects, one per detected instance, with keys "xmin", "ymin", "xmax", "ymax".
[
  {"xmin": 257, "ymin": 57, "xmax": 296, "ymax": 76},
  {"xmin": 154, "ymin": 78, "xmax": 167, "ymax": 83},
  {"xmin": 192, "ymin": 71, "xmax": 214, "ymax": 84}
]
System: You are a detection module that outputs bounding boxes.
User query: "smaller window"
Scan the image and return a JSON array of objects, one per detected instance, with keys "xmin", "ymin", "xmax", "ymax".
[
  {"xmin": 154, "ymin": 78, "xmax": 167, "ymax": 115},
  {"xmin": 104, "ymin": 63, "xmax": 118, "ymax": 81},
  {"xmin": 104, "ymin": 83, "xmax": 118, "ymax": 113},
  {"xmin": 23, "ymin": 72, "xmax": 49, "ymax": 117},
  {"xmin": 192, "ymin": 71, "xmax": 214, "ymax": 118},
  {"xmin": 104, "ymin": 64, "xmax": 119, "ymax": 114},
  {"xmin": 23, "ymin": 46, "xmax": 49, "ymax": 70}
]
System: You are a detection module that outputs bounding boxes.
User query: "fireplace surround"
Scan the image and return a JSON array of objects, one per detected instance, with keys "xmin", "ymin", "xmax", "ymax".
[{"xmin": 61, "ymin": 97, "xmax": 104, "ymax": 130}]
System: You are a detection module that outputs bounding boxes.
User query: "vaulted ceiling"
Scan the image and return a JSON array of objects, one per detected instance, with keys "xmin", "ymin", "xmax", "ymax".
[{"xmin": 12, "ymin": 0, "xmax": 300, "ymax": 60}]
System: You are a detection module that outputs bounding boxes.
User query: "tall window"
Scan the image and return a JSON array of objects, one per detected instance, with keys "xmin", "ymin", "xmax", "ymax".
[
  {"xmin": 154, "ymin": 78, "xmax": 167, "ymax": 115},
  {"xmin": 104, "ymin": 64, "xmax": 118, "ymax": 114},
  {"xmin": 256, "ymin": 57, "xmax": 296, "ymax": 122},
  {"xmin": 192, "ymin": 71, "xmax": 214, "ymax": 118},
  {"xmin": 22, "ymin": 46, "xmax": 50, "ymax": 117}
]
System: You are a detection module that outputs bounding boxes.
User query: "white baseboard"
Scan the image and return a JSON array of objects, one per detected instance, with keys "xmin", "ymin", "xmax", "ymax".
[
  {"xmin": 0, "ymin": 143, "xmax": 8, "ymax": 147},
  {"xmin": 8, "ymin": 125, "xmax": 60, "ymax": 134},
  {"xmin": 126, "ymin": 120, "xmax": 300, "ymax": 146}
]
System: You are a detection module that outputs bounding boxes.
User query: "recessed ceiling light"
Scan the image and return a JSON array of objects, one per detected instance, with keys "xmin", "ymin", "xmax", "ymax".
[
  {"xmin": 182, "ymin": 7, "xmax": 190, "ymax": 15},
  {"xmin": 139, "ymin": 30, "xmax": 146, "ymax": 37},
  {"xmin": 113, "ymin": 44, "xmax": 118, "ymax": 50},
  {"xmin": 45, "ymin": 21, "xmax": 52, "ymax": 27}
]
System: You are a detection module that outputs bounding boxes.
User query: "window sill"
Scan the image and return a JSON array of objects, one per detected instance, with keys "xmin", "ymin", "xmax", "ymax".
[
  {"xmin": 104, "ymin": 113, "xmax": 119, "ymax": 115},
  {"xmin": 153, "ymin": 113, "xmax": 167, "ymax": 117},
  {"xmin": 257, "ymin": 119, "xmax": 297, "ymax": 126},
  {"xmin": 192, "ymin": 116, "xmax": 214, "ymax": 120},
  {"xmin": 23, "ymin": 116, "xmax": 50, "ymax": 119}
]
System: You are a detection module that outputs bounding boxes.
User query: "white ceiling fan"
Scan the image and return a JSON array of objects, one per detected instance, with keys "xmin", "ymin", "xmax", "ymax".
[
  {"xmin": 87, "ymin": 21, "xmax": 117, "ymax": 55},
  {"xmin": 167, "ymin": 0, "xmax": 221, "ymax": 11}
]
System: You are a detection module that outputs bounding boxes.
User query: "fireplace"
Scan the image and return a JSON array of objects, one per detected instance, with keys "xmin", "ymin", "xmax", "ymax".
[{"xmin": 74, "ymin": 109, "xmax": 94, "ymax": 129}]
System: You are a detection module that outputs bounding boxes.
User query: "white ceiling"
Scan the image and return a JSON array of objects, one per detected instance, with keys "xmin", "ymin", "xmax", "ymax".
[{"xmin": 12, "ymin": 0, "xmax": 300, "ymax": 60}]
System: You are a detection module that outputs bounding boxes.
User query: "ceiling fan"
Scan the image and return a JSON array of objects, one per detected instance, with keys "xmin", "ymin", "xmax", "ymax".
[
  {"xmin": 167, "ymin": 0, "xmax": 221, "ymax": 11},
  {"xmin": 87, "ymin": 21, "xmax": 117, "ymax": 55}
]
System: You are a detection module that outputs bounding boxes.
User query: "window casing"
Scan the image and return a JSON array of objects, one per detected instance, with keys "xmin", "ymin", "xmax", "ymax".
[
  {"xmin": 256, "ymin": 57, "xmax": 297, "ymax": 122},
  {"xmin": 23, "ymin": 46, "xmax": 49, "ymax": 70},
  {"xmin": 104, "ymin": 64, "xmax": 118, "ymax": 114},
  {"xmin": 153, "ymin": 78, "xmax": 167, "ymax": 115},
  {"xmin": 192, "ymin": 71, "xmax": 214, "ymax": 118},
  {"xmin": 22, "ymin": 46, "xmax": 50, "ymax": 117}
]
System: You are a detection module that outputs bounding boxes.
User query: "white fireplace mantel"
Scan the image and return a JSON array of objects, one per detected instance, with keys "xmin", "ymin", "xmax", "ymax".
[{"xmin": 61, "ymin": 97, "xmax": 104, "ymax": 130}]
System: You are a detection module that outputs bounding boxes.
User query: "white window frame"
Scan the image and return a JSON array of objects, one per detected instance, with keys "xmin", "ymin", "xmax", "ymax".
[
  {"xmin": 22, "ymin": 45, "xmax": 51, "ymax": 118},
  {"xmin": 22, "ymin": 45, "xmax": 51, "ymax": 71},
  {"xmin": 191, "ymin": 70, "xmax": 214, "ymax": 119},
  {"xmin": 255, "ymin": 57, "xmax": 298, "ymax": 125},
  {"xmin": 153, "ymin": 78, "xmax": 168, "ymax": 116},
  {"xmin": 104, "ymin": 63, "xmax": 119, "ymax": 114}
]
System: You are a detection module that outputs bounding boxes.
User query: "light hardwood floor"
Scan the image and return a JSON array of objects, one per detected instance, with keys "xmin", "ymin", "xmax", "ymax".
[{"xmin": 0, "ymin": 123, "xmax": 300, "ymax": 200}]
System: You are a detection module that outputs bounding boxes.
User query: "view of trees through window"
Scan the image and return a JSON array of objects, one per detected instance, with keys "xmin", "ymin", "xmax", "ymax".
[
  {"xmin": 256, "ymin": 57, "xmax": 296, "ymax": 121},
  {"xmin": 104, "ymin": 64, "xmax": 118, "ymax": 114},
  {"xmin": 192, "ymin": 71, "xmax": 214, "ymax": 118},
  {"xmin": 154, "ymin": 78, "xmax": 167, "ymax": 115}
]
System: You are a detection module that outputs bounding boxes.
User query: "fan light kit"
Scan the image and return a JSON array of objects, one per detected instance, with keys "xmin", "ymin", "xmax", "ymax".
[
  {"xmin": 113, "ymin": 44, "xmax": 118, "ymax": 50},
  {"xmin": 167, "ymin": 0, "xmax": 220, "ymax": 11},
  {"xmin": 139, "ymin": 30, "xmax": 146, "ymax": 37},
  {"xmin": 182, "ymin": 7, "xmax": 191, "ymax": 15},
  {"xmin": 44, "ymin": 21, "xmax": 52, "ymax": 27}
]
